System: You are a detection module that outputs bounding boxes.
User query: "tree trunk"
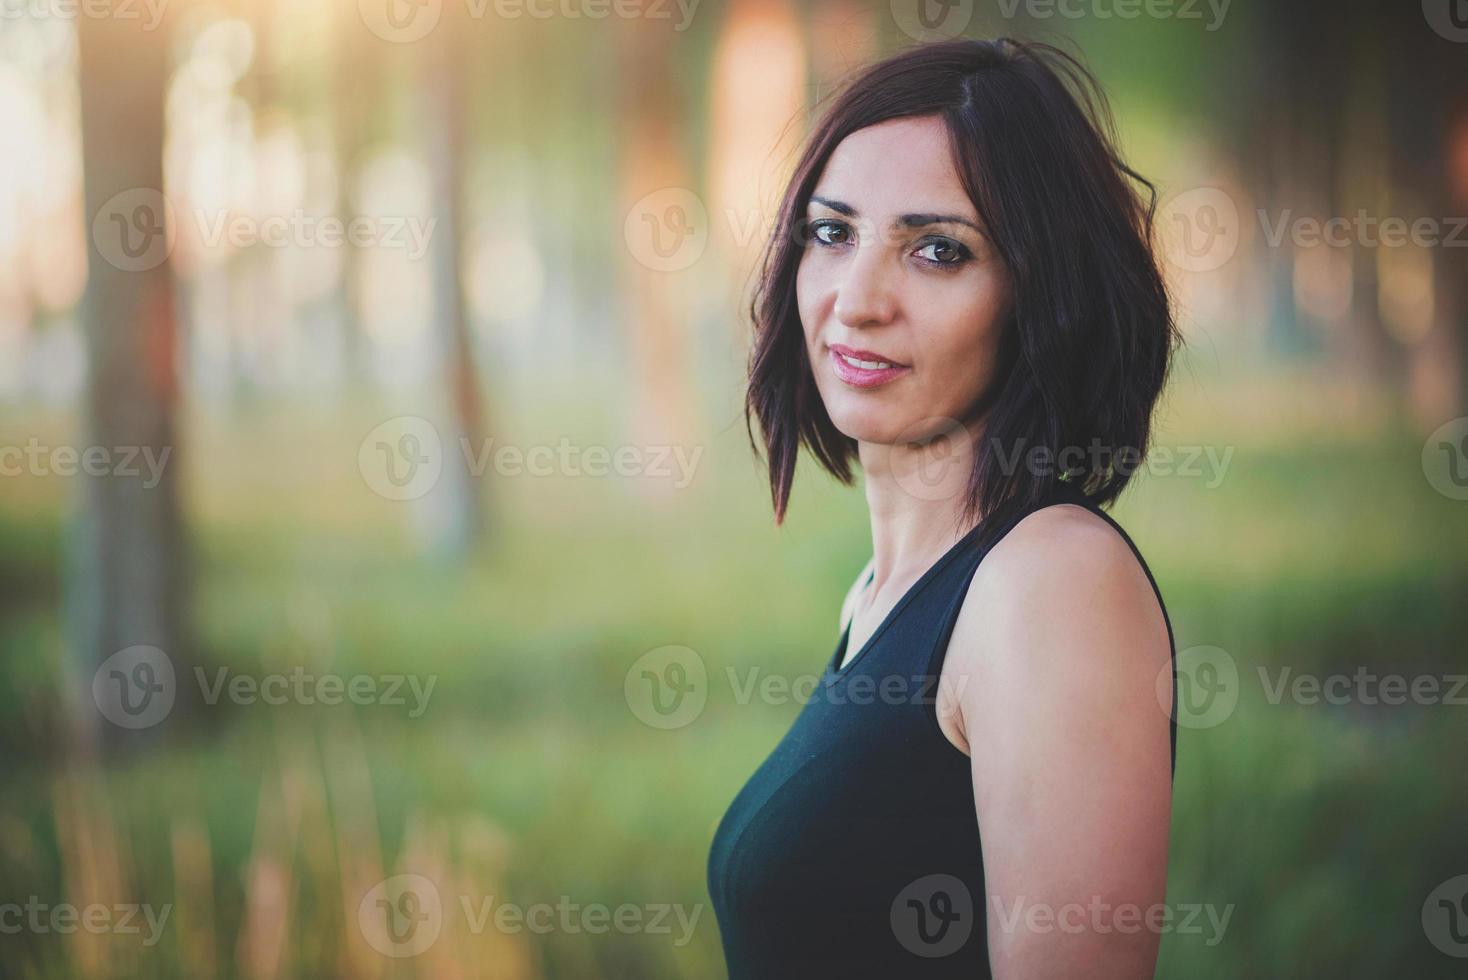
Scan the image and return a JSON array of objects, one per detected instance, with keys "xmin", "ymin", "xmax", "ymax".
[
  {"xmin": 73, "ymin": 11, "xmax": 188, "ymax": 751},
  {"xmin": 615, "ymin": 0, "xmax": 700, "ymax": 471},
  {"xmin": 419, "ymin": 8, "xmax": 489, "ymax": 557}
]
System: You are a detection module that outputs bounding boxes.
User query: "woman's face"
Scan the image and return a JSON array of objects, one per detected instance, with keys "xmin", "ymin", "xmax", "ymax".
[{"xmin": 796, "ymin": 114, "xmax": 1011, "ymax": 448}]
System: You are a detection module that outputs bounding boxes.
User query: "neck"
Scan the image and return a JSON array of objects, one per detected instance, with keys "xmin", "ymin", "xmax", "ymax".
[{"xmin": 856, "ymin": 415, "xmax": 985, "ymax": 597}]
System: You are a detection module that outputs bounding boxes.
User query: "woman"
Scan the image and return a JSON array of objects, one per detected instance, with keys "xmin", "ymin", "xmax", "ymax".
[{"xmin": 707, "ymin": 38, "xmax": 1180, "ymax": 979}]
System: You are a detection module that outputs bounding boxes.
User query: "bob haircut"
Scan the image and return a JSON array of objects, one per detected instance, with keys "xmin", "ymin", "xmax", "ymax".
[{"xmin": 745, "ymin": 37, "xmax": 1180, "ymax": 545}]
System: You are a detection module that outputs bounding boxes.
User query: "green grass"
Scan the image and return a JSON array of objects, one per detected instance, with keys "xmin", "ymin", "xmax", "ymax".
[{"xmin": 2, "ymin": 371, "xmax": 1466, "ymax": 978}]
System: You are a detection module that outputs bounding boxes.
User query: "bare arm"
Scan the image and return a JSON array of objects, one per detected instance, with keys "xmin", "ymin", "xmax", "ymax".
[{"xmin": 946, "ymin": 504, "xmax": 1173, "ymax": 979}]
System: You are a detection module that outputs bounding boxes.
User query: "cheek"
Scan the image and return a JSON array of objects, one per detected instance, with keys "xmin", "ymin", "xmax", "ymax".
[
  {"xmin": 794, "ymin": 251, "xmax": 823, "ymax": 344},
  {"xmin": 915, "ymin": 276, "xmax": 1009, "ymax": 388}
]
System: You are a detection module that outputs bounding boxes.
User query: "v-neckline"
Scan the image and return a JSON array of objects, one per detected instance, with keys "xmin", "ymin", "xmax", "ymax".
[{"xmin": 827, "ymin": 519, "xmax": 987, "ymax": 678}]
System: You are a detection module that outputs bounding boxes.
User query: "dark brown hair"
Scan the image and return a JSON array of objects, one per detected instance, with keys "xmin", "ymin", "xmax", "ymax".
[{"xmin": 744, "ymin": 37, "xmax": 1179, "ymax": 541}]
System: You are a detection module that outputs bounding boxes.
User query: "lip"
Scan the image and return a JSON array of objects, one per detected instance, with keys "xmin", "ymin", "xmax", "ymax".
[{"xmin": 826, "ymin": 343, "xmax": 911, "ymax": 388}]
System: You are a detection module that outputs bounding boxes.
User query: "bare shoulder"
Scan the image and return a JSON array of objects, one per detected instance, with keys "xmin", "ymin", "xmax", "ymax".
[
  {"xmin": 962, "ymin": 501, "xmax": 1166, "ymax": 652},
  {"xmin": 938, "ymin": 500, "xmax": 1174, "ymax": 976},
  {"xmin": 938, "ymin": 501, "xmax": 1171, "ymax": 758},
  {"xmin": 984, "ymin": 502, "xmax": 1146, "ymax": 588}
]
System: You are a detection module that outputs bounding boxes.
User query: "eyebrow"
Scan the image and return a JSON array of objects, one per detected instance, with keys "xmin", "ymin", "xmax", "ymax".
[{"xmin": 808, "ymin": 195, "xmax": 985, "ymax": 236}]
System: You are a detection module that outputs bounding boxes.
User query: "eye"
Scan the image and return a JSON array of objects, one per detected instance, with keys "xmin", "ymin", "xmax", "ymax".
[
  {"xmin": 913, "ymin": 237, "xmax": 972, "ymax": 267},
  {"xmin": 809, "ymin": 219, "xmax": 852, "ymax": 247}
]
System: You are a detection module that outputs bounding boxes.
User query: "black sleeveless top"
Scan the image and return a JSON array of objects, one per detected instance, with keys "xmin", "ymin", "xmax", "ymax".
[{"xmin": 706, "ymin": 481, "xmax": 1177, "ymax": 978}]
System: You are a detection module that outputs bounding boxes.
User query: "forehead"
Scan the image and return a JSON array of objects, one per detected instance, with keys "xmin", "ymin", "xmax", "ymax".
[{"xmin": 812, "ymin": 115, "xmax": 974, "ymax": 216}]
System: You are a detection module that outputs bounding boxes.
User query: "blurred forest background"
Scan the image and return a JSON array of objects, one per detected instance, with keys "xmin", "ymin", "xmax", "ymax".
[{"xmin": 2, "ymin": 0, "xmax": 1468, "ymax": 976}]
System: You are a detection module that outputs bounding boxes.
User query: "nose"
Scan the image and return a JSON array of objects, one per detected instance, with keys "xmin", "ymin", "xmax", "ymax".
[{"xmin": 831, "ymin": 239, "xmax": 898, "ymax": 329}]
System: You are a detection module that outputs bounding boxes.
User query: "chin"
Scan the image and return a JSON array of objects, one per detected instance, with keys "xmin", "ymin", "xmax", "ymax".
[{"xmin": 824, "ymin": 401, "xmax": 911, "ymax": 446}]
